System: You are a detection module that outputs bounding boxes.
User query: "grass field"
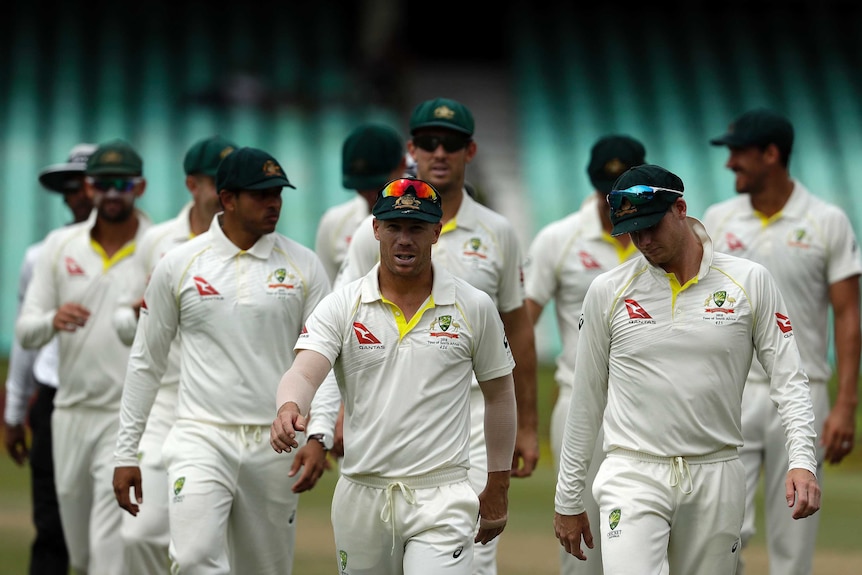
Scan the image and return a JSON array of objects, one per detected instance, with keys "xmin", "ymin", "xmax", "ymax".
[{"xmin": 1, "ymin": 360, "xmax": 860, "ymax": 574}]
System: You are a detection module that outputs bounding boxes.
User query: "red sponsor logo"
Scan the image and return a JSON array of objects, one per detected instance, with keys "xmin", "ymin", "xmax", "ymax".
[
  {"xmin": 579, "ymin": 251, "xmax": 601, "ymax": 270},
  {"xmin": 193, "ymin": 276, "xmax": 220, "ymax": 296},
  {"xmin": 65, "ymin": 257, "xmax": 85, "ymax": 276},
  {"xmin": 775, "ymin": 312, "xmax": 793, "ymax": 333},
  {"xmin": 725, "ymin": 233, "xmax": 745, "ymax": 252},
  {"xmin": 352, "ymin": 322, "xmax": 381, "ymax": 344},
  {"xmin": 624, "ymin": 299, "xmax": 652, "ymax": 319}
]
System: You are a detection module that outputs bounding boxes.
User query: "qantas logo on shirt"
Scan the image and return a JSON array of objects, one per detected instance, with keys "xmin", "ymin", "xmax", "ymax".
[
  {"xmin": 624, "ymin": 299, "xmax": 656, "ymax": 324},
  {"xmin": 724, "ymin": 233, "xmax": 745, "ymax": 252},
  {"xmin": 193, "ymin": 276, "xmax": 221, "ymax": 297},
  {"xmin": 353, "ymin": 322, "xmax": 384, "ymax": 349},
  {"xmin": 579, "ymin": 251, "xmax": 601, "ymax": 270},
  {"xmin": 775, "ymin": 312, "xmax": 794, "ymax": 334},
  {"xmin": 65, "ymin": 257, "xmax": 86, "ymax": 276},
  {"xmin": 624, "ymin": 299, "xmax": 651, "ymax": 319}
]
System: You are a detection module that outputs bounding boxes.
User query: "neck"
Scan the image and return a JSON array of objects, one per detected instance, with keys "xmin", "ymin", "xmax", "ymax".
[
  {"xmin": 378, "ymin": 266, "xmax": 433, "ymax": 319},
  {"xmin": 663, "ymin": 225, "xmax": 703, "ymax": 285},
  {"xmin": 188, "ymin": 203, "xmax": 216, "ymax": 236},
  {"xmin": 749, "ymin": 173, "xmax": 794, "ymax": 217},
  {"xmin": 220, "ymin": 216, "xmax": 260, "ymax": 251},
  {"xmin": 440, "ymin": 185, "xmax": 464, "ymax": 224},
  {"xmin": 91, "ymin": 213, "xmax": 140, "ymax": 257}
]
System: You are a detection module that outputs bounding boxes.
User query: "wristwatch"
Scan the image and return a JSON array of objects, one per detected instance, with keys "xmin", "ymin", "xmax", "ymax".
[{"xmin": 306, "ymin": 433, "xmax": 328, "ymax": 451}]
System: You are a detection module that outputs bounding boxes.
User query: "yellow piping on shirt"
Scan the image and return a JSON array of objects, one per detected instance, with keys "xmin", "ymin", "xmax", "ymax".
[
  {"xmin": 382, "ymin": 294, "xmax": 436, "ymax": 340},
  {"xmin": 90, "ymin": 238, "xmax": 137, "ymax": 272}
]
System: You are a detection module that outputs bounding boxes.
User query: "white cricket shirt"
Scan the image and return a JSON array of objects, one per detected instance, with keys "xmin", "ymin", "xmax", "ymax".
[
  {"xmin": 114, "ymin": 214, "xmax": 331, "ymax": 465},
  {"xmin": 702, "ymin": 182, "xmax": 862, "ymax": 383},
  {"xmin": 555, "ymin": 219, "xmax": 817, "ymax": 514},
  {"xmin": 297, "ymin": 262, "xmax": 515, "ymax": 477},
  {"xmin": 15, "ymin": 210, "xmax": 151, "ymax": 410}
]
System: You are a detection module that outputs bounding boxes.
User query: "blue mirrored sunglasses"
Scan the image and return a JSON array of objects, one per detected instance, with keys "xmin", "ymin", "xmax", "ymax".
[{"xmin": 607, "ymin": 185, "xmax": 682, "ymax": 209}]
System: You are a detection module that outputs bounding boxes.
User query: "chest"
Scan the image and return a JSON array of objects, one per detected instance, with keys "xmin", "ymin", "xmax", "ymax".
[
  {"xmin": 712, "ymin": 219, "xmax": 826, "ymax": 280},
  {"xmin": 433, "ymin": 230, "xmax": 503, "ymax": 295}
]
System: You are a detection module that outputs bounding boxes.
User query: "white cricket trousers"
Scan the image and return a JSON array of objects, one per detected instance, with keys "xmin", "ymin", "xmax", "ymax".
[
  {"xmin": 593, "ymin": 447, "xmax": 744, "ymax": 574},
  {"xmin": 332, "ymin": 469, "xmax": 478, "ymax": 575},
  {"xmin": 736, "ymin": 381, "xmax": 828, "ymax": 575},
  {"xmin": 52, "ymin": 405, "xmax": 126, "ymax": 574},
  {"xmin": 121, "ymin": 383, "xmax": 178, "ymax": 575},
  {"xmin": 160, "ymin": 419, "xmax": 300, "ymax": 575}
]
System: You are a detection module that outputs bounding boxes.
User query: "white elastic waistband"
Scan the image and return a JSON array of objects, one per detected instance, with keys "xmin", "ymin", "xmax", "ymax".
[
  {"xmin": 344, "ymin": 467, "xmax": 468, "ymax": 489},
  {"xmin": 608, "ymin": 446, "xmax": 738, "ymax": 465}
]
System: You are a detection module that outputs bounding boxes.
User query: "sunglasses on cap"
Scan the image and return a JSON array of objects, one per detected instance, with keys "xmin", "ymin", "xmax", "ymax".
[
  {"xmin": 607, "ymin": 185, "xmax": 683, "ymax": 209},
  {"xmin": 380, "ymin": 177, "xmax": 440, "ymax": 201},
  {"xmin": 85, "ymin": 176, "xmax": 143, "ymax": 193},
  {"xmin": 412, "ymin": 133, "xmax": 471, "ymax": 153}
]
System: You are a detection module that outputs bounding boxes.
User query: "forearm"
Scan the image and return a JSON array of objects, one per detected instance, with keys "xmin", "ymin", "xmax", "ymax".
[
  {"xmin": 479, "ymin": 374, "xmax": 517, "ymax": 472},
  {"xmin": 275, "ymin": 349, "xmax": 332, "ymax": 416},
  {"xmin": 505, "ymin": 309, "xmax": 538, "ymax": 431},
  {"xmin": 832, "ymin": 313, "xmax": 860, "ymax": 413}
]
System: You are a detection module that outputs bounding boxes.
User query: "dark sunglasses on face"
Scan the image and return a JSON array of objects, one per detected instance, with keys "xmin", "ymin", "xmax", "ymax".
[
  {"xmin": 412, "ymin": 133, "xmax": 471, "ymax": 153},
  {"xmin": 606, "ymin": 185, "xmax": 683, "ymax": 209},
  {"xmin": 86, "ymin": 176, "xmax": 142, "ymax": 193}
]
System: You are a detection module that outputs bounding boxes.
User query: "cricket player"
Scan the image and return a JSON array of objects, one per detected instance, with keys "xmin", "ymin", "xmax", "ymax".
[
  {"xmin": 333, "ymin": 98, "xmax": 538, "ymax": 574},
  {"xmin": 554, "ymin": 164, "xmax": 820, "ymax": 575},
  {"xmin": 112, "ymin": 134, "xmax": 237, "ymax": 574},
  {"xmin": 271, "ymin": 177, "xmax": 517, "ymax": 575},
  {"xmin": 705, "ymin": 108, "xmax": 862, "ymax": 575},
  {"xmin": 15, "ymin": 138, "xmax": 152, "ymax": 575},
  {"xmin": 525, "ymin": 134, "xmax": 647, "ymax": 575},
  {"xmin": 112, "ymin": 146, "xmax": 331, "ymax": 575}
]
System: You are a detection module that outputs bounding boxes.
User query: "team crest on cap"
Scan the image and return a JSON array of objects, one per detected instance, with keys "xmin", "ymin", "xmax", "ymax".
[
  {"xmin": 615, "ymin": 197, "xmax": 637, "ymax": 217},
  {"xmin": 433, "ymin": 105, "xmax": 456, "ymax": 120},
  {"xmin": 394, "ymin": 195, "xmax": 422, "ymax": 210},
  {"xmin": 262, "ymin": 159, "xmax": 284, "ymax": 177},
  {"xmin": 603, "ymin": 158, "xmax": 627, "ymax": 178},
  {"xmin": 101, "ymin": 151, "xmax": 124, "ymax": 164},
  {"xmin": 219, "ymin": 146, "xmax": 235, "ymax": 160}
]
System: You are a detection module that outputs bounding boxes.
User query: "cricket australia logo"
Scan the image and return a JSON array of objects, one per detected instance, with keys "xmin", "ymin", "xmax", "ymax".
[
  {"xmin": 608, "ymin": 508, "xmax": 622, "ymax": 539},
  {"xmin": 462, "ymin": 236, "xmax": 488, "ymax": 259},
  {"xmin": 787, "ymin": 227, "xmax": 811, "ymax": 248},
  {"xmin": 266, "ymin": 267, "xmax": 298, "ymax": 298},
  {"xmin": 339, "ymin": 549, "xmax": 348, "ymax": 572},
  {"xmin": 429, "ymin": 315, "xmax": 461, "ymax": 349},
  {"xmin": 703, "ymin": 289, "xmax": 739, "ymax": 325},
  {"xmin": 173, "ymin": 477, "xmax": 186, "ymax": 503}
]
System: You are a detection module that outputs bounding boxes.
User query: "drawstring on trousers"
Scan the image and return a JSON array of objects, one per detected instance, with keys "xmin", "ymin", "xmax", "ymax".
[
  {"xmin": 669, "ymin": 456, "xmax": 693, "ymax": 494},
  {"xmin": 380, "ymin": 482, "xmax": 419, "ymax": 554}
]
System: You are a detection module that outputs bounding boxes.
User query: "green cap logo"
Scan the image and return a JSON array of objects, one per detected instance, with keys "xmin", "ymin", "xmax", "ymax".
[{"xmin": 609, "ymin": 508, "xmax": 621, "ymax": 530}]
